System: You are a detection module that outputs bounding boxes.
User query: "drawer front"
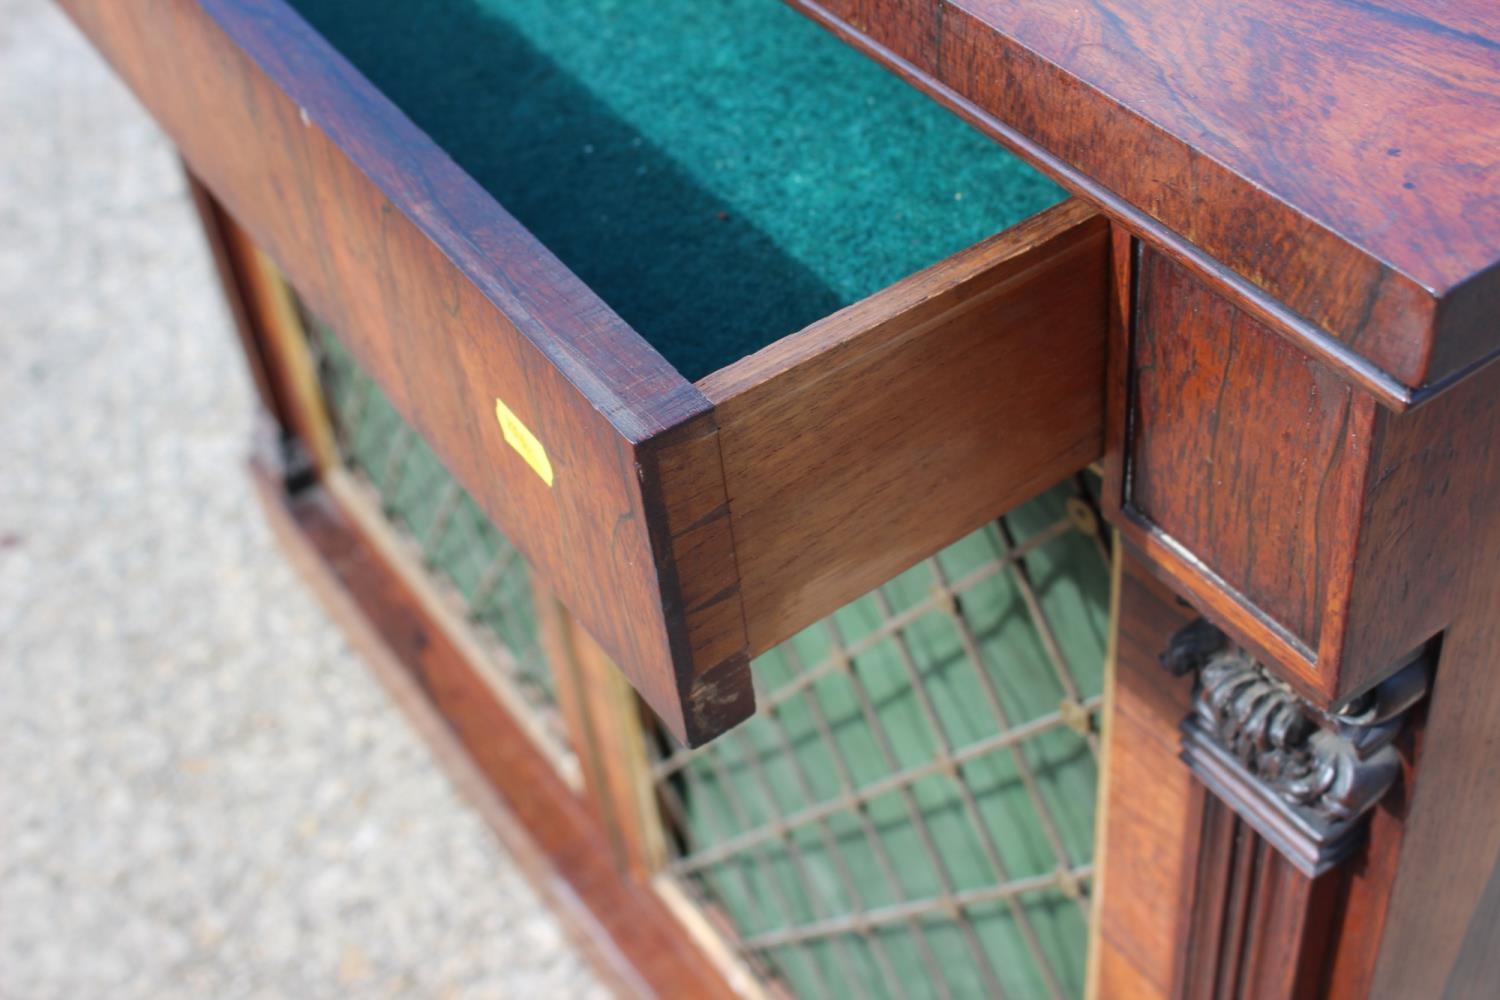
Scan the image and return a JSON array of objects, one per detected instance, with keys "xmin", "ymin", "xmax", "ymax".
[{"xmin": 63, "ymin": 0, "xmax": 1109, "ymax": 744}]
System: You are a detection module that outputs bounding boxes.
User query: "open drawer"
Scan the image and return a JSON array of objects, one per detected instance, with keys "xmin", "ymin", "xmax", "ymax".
[{"xmin": 63, "ymin": 0, "xmax": 1108, "ymax": 744}]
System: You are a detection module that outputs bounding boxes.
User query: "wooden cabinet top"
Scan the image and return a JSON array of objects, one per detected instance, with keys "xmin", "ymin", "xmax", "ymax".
[{"xmin": 810, "ymin": 0, "xmax": 1500, "ymax": 399}]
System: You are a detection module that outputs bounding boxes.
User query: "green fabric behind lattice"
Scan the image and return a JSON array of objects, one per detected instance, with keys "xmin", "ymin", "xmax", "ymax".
[
  {"xmin": 668, "ymin": 493, "xmax": 1108, "ymax": 999},
  {"xmin": 285, "ymin": 0, "xmax": 1064, "ymax": 379}
]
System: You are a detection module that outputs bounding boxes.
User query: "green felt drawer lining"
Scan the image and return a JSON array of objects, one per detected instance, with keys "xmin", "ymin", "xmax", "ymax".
[{"xmin": 285, "ymin": 0, "xmax": 1064, "ymax": 379}]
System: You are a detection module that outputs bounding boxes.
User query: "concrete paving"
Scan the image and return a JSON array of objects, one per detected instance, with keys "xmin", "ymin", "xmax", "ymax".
[{"xmin": 0, "ymin": 1, "xmax": 608, "ymax": 996}]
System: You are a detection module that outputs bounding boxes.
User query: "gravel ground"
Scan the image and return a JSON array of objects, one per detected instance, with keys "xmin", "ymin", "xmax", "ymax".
[{"xmin": 0, "ymin": 2, "xmax": 608, "ymax": 997}]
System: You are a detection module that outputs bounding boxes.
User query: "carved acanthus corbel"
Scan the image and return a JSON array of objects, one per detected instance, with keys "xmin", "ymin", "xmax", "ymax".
[{"xmin": 1161, "ymin": 620, "xmax": 1427, "ymax": 875}]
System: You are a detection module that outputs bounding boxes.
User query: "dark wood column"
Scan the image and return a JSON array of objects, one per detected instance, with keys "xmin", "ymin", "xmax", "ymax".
[
  {"xmin": 1088, "ymin": 551, "xmax": 1424, "ymax": 1000},
  {"xmin": 1161, "ymin": 621, "xmax": 1427, "ymax": 999}
]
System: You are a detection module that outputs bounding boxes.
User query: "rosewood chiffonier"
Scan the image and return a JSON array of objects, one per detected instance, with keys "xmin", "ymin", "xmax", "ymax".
[{"xmin": 58, "ymin": 0, "xmax": 1500, "ymax": 996}]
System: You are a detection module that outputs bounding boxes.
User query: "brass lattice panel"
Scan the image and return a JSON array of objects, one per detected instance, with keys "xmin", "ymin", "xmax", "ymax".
[{"xmin": 651, "ymin": 482, "xmax": 1110, "ymax": 999}]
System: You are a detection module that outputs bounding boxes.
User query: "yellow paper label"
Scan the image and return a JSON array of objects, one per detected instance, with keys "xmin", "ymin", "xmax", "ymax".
[{"xmin": 494, "ymin": 397, "xmax": 554, "ymax": 487}]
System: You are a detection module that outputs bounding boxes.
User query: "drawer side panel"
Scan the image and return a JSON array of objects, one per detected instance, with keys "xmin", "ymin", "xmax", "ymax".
[{"xmin": 59, "ymin": 0, "xmax": 745, "ymax": 743}]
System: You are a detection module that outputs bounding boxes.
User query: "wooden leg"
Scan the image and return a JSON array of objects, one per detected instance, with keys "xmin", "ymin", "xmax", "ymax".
[{"xmin": 1094, "ymin": 220, "xmax": 1500, "ymax": 998}]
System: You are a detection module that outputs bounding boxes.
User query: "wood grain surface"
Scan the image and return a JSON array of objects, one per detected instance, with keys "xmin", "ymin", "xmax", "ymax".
[
  {"xmin": 1120, "ymin": 248, "xmax": 1378, "ymax": 698},
  {"xmin": 1174, "ymin": 795, "xmax": 1348, "ymax": 999},
  {"xmin": 702, "ymin": 199, "xmax": 1107, "ymax": 653},
  {"xmin": 1089, "ymin": 548, "xmax": 1198, "ymax": 999},
  {"xmin": 1113, "ymin": 249, "xmax": 1470, "ymax": 709},
  {"xmin": 1360, "ymin": 355, "xmax": 1500, "ymax": 998}
]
